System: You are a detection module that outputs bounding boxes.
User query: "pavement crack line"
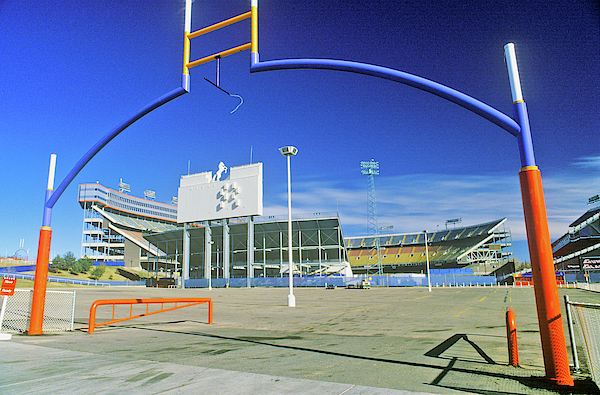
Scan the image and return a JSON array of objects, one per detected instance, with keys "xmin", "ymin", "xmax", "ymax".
[{"xmin": 338, "ymin": 384, "xmax": 356, "ymax": 394}]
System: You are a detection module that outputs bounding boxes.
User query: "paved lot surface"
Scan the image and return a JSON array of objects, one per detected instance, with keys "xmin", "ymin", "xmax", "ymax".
[{"xmin": 2, "ymin": 285, "xmax": 599, "ymax": 394}]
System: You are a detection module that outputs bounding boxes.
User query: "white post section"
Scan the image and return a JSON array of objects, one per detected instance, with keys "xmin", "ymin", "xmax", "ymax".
[
  {"xmin": 247, "ymin": 216, "xmax": 254, "ymax": 287},
  {"xmin": 184, "ymin": 0, "xmax": 192, "ymax": 33},
  {"xmin": 47, "ymin": 154, "xmax": 57, "ymax": 190},
  {"xmin": 278, "ymin": 145, "xmax": 298, "ymax": 298},
  {"xmin": 0, "ymin": 295, "xmax": 8, "ymax": 329},
  {"xmin": 0, "ymin": 295, "xmax": 11, "ymax": 340},
  {"xmin": 298, "ymin": 230, "xmax": 302, "ymax": 277},
  {"xmin": 181, "ymin": 0, "xmax": 192, "ymax": 91},
  {"xmin": 338, "ymin": 226, "xmax": 342, "ymax": 265},
  {"xmin": 223, "ymin": 219, "xmax": 230, "ymax": 280},
  {"xmin": 503, "ymin": 43, "xmax": 523, "ymax": 103},
  {"xmin": 280, "ymin": 231, "xmax": 283, "ymax": 278},
  {"xmin": 286, "ymin": 154, "xmax": 295, "ymax": 307},
  {"xmin": 205, "ymin": 222, "xmax": 212, "ymax": 290},
  {"xmin": 318, "ymin": 229, "xmax": 322, "ymax": 276},
  {"xmin": 182, "ymin": 223, "xmax": 190, "ymax": 289},
  {"xmin": 424, "ymin": 230, "xmax": 431, "ymax": 292}
]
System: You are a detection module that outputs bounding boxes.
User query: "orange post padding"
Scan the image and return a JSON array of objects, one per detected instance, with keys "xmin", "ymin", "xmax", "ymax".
[
  {"xmin": 28, "ymin": 227, "xmax": 52, "ymax": 335},
  {"xmin": 88, "ymin": 298, "xmax": 212, "ymax": 333},
  {"xmin": 519, "ymin": 167, "xmax": 573, "ymax": 385},
  {"xmin": 506, "ymin": 307, "xmax": 519, "ymax": 366}
]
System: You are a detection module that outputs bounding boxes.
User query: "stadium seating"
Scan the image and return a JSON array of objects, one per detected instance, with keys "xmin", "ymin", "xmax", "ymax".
[{"xmin": 344, "ymin": 219, "xmax": 511, "ymax": 274}]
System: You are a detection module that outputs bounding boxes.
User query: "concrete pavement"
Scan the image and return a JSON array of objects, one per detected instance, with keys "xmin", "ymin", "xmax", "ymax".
[{"xmin": 1, "ymin": 286, "xmax": 598, "ymax": 394}]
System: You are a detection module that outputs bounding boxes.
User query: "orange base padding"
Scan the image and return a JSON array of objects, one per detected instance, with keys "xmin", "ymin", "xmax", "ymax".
[
  {"xmin": 28, "ymin": 227, "xmax": 52, "ymax": 335},
  {"xmin": 519, "ymin": 167, "xmax": 573, "ymax": 386},
  {"xmin": 506, "ymin": 307, "xmax": 519, "ymax": 366}
]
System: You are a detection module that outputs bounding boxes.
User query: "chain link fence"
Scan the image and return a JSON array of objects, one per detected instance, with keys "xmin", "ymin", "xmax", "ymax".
[
  {"xmin": 0, "ymin": 290, "xmax": 75, "ymax": 333},
  {"xmin": 565, "ymin": 296, "xmax": 600, "ymax": 388}
]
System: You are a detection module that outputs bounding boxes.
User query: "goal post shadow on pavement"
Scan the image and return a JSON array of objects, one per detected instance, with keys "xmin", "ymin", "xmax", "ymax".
[{"xmin": 29, "ymin": 0, "xmax": 573, "ymax": 386}]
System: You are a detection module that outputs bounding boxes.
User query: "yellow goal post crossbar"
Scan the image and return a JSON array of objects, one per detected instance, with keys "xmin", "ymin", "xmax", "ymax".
[{"xmin": 183, "ymin": 9, "xmax": 253, "ymax": 74}]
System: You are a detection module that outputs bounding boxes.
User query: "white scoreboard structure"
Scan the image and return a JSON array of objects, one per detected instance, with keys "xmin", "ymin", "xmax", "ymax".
[{"xmin": 177, "ymin": 162, "xmax": 263, "ymax": 223}]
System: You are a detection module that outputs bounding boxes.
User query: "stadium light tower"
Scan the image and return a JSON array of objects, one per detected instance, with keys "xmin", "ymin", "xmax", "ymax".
[
  {"xmin": 445, "ymin": 218, "xmax": 462, "ymax": 229},
  {"xmin": 280, "ymin": 146, "xmax": 298, "ymax": 307},
  {"xmin": 361, "ymin": 159, "xmax": 382, "ymax": 277}
]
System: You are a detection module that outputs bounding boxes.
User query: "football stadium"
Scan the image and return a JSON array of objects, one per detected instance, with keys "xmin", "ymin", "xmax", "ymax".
[
  {"xmin": 77, "ymin": 163, "xmax": 513, "ymax": 286},
  {"xmin": 3, "ymin": 1, "xmax": 600, "ymax": 392}
]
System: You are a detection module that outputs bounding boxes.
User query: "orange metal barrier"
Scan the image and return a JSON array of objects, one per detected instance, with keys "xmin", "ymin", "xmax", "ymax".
[{"xmin": 88, "ymin": 298, "xmax": 212, "ymax": 333}]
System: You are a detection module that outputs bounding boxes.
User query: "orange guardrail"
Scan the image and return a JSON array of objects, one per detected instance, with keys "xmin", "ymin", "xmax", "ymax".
[{"xmin": 88, "ymin": 298, "xmax": 212, "ymax": 333}]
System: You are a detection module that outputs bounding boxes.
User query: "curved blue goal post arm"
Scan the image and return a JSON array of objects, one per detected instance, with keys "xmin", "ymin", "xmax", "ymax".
[
  {"xmin": 46, "ymin": 86, "xmax": 188, "ymax": 209},
  {"xmin": 250, "ymin": 57, "xmax": 520, "ymax": 137}
]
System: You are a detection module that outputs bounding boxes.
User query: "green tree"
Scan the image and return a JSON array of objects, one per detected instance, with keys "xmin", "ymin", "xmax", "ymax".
[
  {"xmin": 51, "ymin": 254, "xmax": 68, "ymax": 271},
  {"xmin": 69, "ymin": 261, "xmax": 83, "ymax": 274},
  {"xmin": 78, "ymin": 256, "xmax": 93, "ymax": 273},
  {"xmin": 50, "ymin": 252, "xmax": 95, "ymax": 275},
  {"xmin": 63, "ymin": 252, "xmax": 77, "ymax": 270},
  {"xmin": 90, "ymin": 265, "xmax": 106, "ymax": 280}
]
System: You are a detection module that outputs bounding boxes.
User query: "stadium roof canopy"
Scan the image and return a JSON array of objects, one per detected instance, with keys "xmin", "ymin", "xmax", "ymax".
[{"xmin": 144, "ymin": 213, "xmax": 351, "ymax": 277}]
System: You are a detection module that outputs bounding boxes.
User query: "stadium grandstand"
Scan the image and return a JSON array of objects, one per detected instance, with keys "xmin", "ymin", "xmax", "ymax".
[
  {"xmin": 345, "ymin": 218, "xmax": 513, "ymax": 275},
  {"xmin": 78, "ymin": 183, "xmax": 181, "ymax": 267},
  {"xmin": 552, "ymin": 203, "xmax": 600, "ymax": 274},
  {"xmin": 78, "ymin": 181, "xmax": 511, "ymax": 280},
  {"xmin": 79, "ymin": 182, "xmax": 350, "ymax": 277},
  {"xmin": 143, "ymin": 213, "xmax": 351, "ymax": 279}
]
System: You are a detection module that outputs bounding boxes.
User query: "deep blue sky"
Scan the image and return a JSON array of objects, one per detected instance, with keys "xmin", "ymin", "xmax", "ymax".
[{"xmin": 1, "ymin": 0, "xmax": 598, "ymax": 262}]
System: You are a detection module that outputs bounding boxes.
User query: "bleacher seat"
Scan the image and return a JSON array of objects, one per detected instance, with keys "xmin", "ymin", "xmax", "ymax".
[{"xmin": 344, "ymin": 218, "xmax": 510, "ymax": 273}]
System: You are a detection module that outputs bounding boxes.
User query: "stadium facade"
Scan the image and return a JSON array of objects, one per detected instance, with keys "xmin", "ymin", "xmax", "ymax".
[
  {"xmin": 552, "ymin": 206, "xmax": 600, "ymax": 272},
  {"xmin": 78, "ymin": 182, "xmax": 351, "ymax": 276},
  {"xmin": 78, "ymin": 181, "xmax": 513, "ymax": 280}
]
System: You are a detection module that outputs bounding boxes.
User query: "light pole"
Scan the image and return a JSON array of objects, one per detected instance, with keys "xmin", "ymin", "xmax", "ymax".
[
  {"xmin": 424, "ymin": 230, "xmax": 431, "ymax": 292},
  {"xmin": 208, "ymin": 241, "xmax": 214, "ymax": 290},
  {"xmin": 280, "ymin": 146, "xmax": 298, "ymax": 307}
]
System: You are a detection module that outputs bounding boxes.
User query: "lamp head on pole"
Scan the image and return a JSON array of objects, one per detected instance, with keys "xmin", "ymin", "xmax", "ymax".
[{"xmin": 279, "ymin": 146, "xmax": 298, "ymax": 157}]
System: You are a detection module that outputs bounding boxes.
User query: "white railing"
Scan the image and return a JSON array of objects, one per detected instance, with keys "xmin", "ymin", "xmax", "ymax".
[
  {"xmin": 0, "ymin": 272, "xmax": 110, "ymax": 286},
  {"xmin": 576, "ymin": 282, "xmax": 600, "ymax": 292}
]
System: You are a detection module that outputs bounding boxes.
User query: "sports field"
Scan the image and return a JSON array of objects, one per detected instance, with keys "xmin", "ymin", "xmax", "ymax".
[{"xmin": 5, "ymin": 286, "xmax": 600, "ymax": 394}]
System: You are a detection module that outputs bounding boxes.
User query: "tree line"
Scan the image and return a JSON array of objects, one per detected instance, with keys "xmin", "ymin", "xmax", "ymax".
[{"xmin": 50, "ymin": 252, "xmax": 106, "ymax": 280}]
